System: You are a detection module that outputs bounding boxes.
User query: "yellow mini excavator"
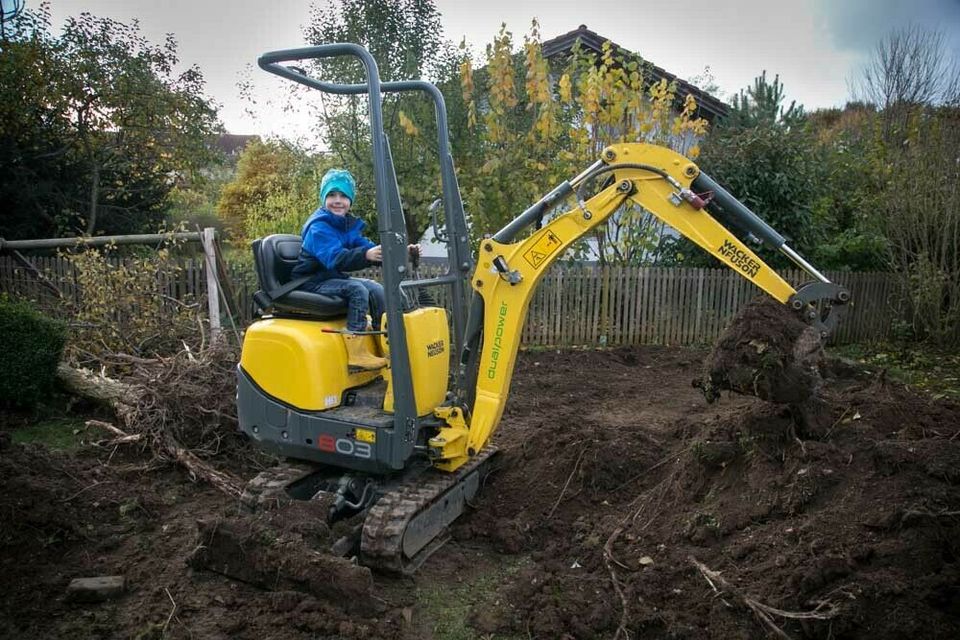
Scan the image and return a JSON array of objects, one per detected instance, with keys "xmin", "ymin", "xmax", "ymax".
[{"xmin": 237, "ymin": 43, "xmax": 849, "ymax": 573}]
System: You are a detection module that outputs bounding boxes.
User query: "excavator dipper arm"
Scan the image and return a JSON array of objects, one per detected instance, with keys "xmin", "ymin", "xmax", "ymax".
[{"xmin": 430, "ymin": 143, "xmax": 849, "ymax": 471}]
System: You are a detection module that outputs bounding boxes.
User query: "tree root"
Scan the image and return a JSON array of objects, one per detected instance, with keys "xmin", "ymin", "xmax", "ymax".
[
  {"xmin": 59, "ymin": 348, "xmax": 247, "ymax": 498},
  {"xmin": 688, "ymin": 555, "xmax": 840, "ymax": 639}
]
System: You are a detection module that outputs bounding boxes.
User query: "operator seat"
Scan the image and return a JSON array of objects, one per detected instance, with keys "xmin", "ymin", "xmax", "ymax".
[{"xmin": 251, "ymin": 234, "xmax": 347, "ymax": 318}]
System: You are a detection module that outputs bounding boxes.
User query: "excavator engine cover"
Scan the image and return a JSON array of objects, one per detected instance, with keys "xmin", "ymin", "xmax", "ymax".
[
  {"xmin": 237, "ymin": 308, "xmax": 451, "ymax": 475},
  {"xmin": 240, "ymin": 317, "xmax": 381, "ymax": 411}
]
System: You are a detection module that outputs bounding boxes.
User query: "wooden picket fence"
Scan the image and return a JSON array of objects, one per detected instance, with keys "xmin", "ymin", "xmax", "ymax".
[
  {"xmin": 517, "ymin": 266, "xmax": 898, "ymax": 346},
  {"xmin": 0, "ymin": 255, "xmax": 900, "ymax": 346}
]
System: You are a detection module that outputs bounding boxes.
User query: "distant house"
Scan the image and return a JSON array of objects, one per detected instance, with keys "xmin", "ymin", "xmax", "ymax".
[
  {"xmin": 216, "ymin": 134, "xmax": 260, "ymax": 159},
  {"xmin": 541, "ymin": 25, "xmax": 728, "ymax": 124},
  {"xmin": 197, "ymin": 134, "xmax": 260, "ymax": 182}
]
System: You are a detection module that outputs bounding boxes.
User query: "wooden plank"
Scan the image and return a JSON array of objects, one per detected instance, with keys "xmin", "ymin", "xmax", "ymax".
[
  {"xmin": 679, "ymin": 268, "xmax": 688, "ymax": 345},
  {"xmin": 678, "ymin": 268, "xmax": 687, "ymax": 344},
  {"xmin": 622, "ymin": 266, "xmax": 631, "ymax": 345},
  {"xmin": 595, "ymin": 266, "xmax": 602, "ymax": 345},
  {"xmin": 611, "ymin": 266, "xmax": 620, "ymax": 345},
  {"xmin": 623, "ymin": 266, "xmax": 639, "ymax": 345},
  {"xmin": 560, "ymin": 267, "xmax": 569, "ymax": 346},
  {"xmin": 643, "ymin": 267, "xmax": 652, "ymax": 344},
  {"xmin": 633, "ymin": 267, "xmax": 649, "ymax": 345},
  {"xmin": 612, "ymin": 266, "xmax": 619, "ymax": 345},
  {"xmin": 582, "ymin": 266, "xmax": 588, "ymax": 343},
  {"xmin": 701, "ymin": 269, "xmax": 719, "ymax": 343},
  {"xmin": 555, "ymin": 268, "xmax": 564, "ymax": 346},
  {"xmin": 669, "ymin": 267, "xmax": 678, "ymax": 344},
  {"xmin": 650, "ymin": 267, "xmax": 663, "ymax": 344},
  {"xmin": 653, "ymin": 267, "xmax": 664, "ymax": 344},
  {"xmin": 694, "ymin": 268, "xmax": 704, "ymax": 343},
  {"xmin": 574, "ymin": 267, "xmax": 584, "ymax": 345},
  {"xmin": 528, "ymin": 272, "xmax": 539, "ymax": 345},
  {"xmin": 542, "ymin": 271, "xmax": 552, "ymax": 346},
  {"xmin": 624, "ymin": 265, "xmax": 635, "ymax": 345},
  {"xmin": 670, "ymin": 268, "xmax": 679, "ymax": 345},
  {"xmin": 527, "ymin": 271, "xmax": 550, "ymax": 345},
  {"xmin": 627, "ymin": 266, "xmax": 635, "ymax": 345}
]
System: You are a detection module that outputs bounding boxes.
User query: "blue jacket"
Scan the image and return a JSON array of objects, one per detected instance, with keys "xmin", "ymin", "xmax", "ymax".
[{"xmin": 291, "ymin": 208, "xmax": 376, "ymax": 282}]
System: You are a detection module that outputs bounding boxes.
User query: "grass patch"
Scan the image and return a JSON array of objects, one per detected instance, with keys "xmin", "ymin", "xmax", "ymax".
[
  {"xmin": 11, "ymin": 416, "xmax": 87, "ymax": 451},
  {"xmin": 415, "ymin": 554, "xmax": 530, "ymax": 640},
  {"xmin": 832, "ymin": 343, "xmax": 960, "ymax": 400}
]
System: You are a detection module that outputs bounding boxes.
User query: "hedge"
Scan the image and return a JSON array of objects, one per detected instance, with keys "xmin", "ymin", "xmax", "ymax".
[{"xmin": 0, "ymin": 296, "xmax": 66, "ymax": 409}]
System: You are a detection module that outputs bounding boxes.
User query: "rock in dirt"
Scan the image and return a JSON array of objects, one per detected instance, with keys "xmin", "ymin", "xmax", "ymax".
[
  {"xmin": 188, "ymin": 518, "xmax": 374, "ymax": 613},
  {"xmin": 66, "ymin": 576, "xmax": 126, "ymax": 602},
  {"xmin": 698, "ymin": 296, "xmax": 824, "ymax": 404}
]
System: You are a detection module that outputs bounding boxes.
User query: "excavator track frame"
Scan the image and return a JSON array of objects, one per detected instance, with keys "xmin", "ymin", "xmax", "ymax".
[
  {"xmin": 239, "ymin": 447, "xmax": 498, "ymax": 573},
  {"xmin": 360, "ymin": 446, "xmax": 498, "ymax": 574}
]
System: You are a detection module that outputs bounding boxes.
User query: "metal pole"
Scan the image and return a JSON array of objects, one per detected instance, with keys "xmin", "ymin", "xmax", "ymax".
[{"xmin": 0, "ymin": 232, "xmax": 203, "ymax": 252}]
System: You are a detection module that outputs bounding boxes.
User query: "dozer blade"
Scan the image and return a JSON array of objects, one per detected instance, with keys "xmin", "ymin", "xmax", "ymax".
[{"xmin": 360, "ymin": 446, "xmax": 498, "ymax": 574}]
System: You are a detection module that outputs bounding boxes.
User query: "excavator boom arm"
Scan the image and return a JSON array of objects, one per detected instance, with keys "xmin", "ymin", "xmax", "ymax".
[{"xmin": 430, "ymin": 143, "xmax": 848, "ymax": 471}]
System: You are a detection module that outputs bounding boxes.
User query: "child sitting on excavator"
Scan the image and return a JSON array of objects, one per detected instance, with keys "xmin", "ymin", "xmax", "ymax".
[{"xmin": 291, "ymin": 168, "xmax": 417, "ymax": 370}]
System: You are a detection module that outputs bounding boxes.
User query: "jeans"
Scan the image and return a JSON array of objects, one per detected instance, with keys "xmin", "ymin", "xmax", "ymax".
[{"xmin": 301, "ymin": 277, "xmax": 385, "ymax": 332}]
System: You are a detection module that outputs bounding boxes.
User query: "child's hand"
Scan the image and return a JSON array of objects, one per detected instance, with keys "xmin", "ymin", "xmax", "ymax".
[{"xmin": 366, "ymin": 245, "xmax": 383, "ymax": 262}]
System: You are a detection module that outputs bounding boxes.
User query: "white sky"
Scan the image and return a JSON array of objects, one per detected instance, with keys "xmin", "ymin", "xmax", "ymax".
[{"xmin": 45, "ymin": 0, "xmax": 960, "ymax": 140}]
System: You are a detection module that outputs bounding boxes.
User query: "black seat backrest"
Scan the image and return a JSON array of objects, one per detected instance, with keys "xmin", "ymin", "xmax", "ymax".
[
  {"xmin": 253, "ymin": 234, "xmax": 302, "ymax": 293},
  {"xmin": 251, "ymin": 234, "xmax": 347, "ymax": 318}
]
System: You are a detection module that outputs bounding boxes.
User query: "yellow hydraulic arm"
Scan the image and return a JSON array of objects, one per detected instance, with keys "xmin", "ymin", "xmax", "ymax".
[{"xmin": 429, "ymin": 143, "xmax": 849, "ymax": 471}]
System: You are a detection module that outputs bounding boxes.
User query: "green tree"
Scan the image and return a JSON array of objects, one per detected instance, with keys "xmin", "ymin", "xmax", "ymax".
[
  {"xmin": 301, "ymin": 0, "xmax": 460, "ymax": 244},
  {"xmin": 660, "ymin": 71, "xmax": 815, "ymax": 269},
  {"xmin": 725, "ymin": 70, "xmax": 805, "ymax": 129},
  {"xmin": 805, "ymin": 103, "xmax": 887, "ymax": 271},
  {"xmin": 217, "ymin": 139, "xmax": 333, "ymax": 242},
  {"xmin": 0, "ymin": 6, "xmax": 81, "ymax": 239},
  {"xmin": 0, "ymin": 6, "xmax": 222, "ymax": 239},
  {"xmin": 676, "ymin": 123, "xmax": 819, "ymax": 269}
]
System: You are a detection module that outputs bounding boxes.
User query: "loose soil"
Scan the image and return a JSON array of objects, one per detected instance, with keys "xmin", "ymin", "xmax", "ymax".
[{"xmin": 2, "ymin": 341, "xmax": 960, "ymax": 638}]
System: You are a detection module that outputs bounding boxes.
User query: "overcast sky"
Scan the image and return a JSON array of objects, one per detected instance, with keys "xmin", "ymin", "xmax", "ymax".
[{"xmin": 45, "ymin": 0, "xmax": 960, "ymax": 141}]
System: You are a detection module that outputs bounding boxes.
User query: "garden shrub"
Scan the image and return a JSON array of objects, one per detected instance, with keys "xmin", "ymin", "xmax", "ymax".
[{"xmin": 0, "ymin": 296, "xmax": 66, "ymax": 408}]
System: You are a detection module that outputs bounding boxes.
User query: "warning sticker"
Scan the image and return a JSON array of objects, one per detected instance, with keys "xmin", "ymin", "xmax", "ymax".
[
  {"xmin": 354, "ymin": 428, "xmax": 376, "ymax": 444},
  {"xmin": 523, "ymin": 230, "xmax": 563, "ymax": 269}
]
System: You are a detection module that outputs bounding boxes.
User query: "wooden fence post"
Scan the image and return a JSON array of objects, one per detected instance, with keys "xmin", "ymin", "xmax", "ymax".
[{"xmin": 201, "ymin": 227, "xmax": 221, "ymax": 340}]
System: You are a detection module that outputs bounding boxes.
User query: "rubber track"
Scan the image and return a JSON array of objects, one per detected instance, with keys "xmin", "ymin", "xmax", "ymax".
[
  {"xmin": 361, "ymin": 446, "xmax": 498, "ymax": 573},
  {"xmin": 239, "ymin": 461, "xmax": 318, "ymax": 512}
]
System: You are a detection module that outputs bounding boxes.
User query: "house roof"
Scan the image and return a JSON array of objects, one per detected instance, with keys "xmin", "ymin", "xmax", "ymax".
[
  {"xmin": 216, "ymin": 134, "xmax": 260, "ymax": 156},
  {"xmin": 542, "ymin": 25, "xmax": 729, "ymax": 123}
]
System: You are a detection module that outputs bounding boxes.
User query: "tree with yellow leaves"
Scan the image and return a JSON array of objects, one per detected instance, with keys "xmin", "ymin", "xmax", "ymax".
[{"xmin": 448, "ymin": 22, "xmax": 709, "ymax": 265}]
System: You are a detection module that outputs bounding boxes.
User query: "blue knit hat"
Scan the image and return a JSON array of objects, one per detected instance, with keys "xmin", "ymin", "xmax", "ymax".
[{"xmin": 319, "ymin": 168, "xmax": 356, "ymax": 205}]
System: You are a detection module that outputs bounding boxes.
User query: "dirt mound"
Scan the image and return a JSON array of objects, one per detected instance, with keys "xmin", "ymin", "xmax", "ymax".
[
  {"xmin": 699, "ymin": 296, "xmax": 825, "ymax": 404},
  {"xmin": 459, "ymin": 348, "xmax": 960, "ymax": 639},
  {"xmin": 0, "ymin": 438, "xmax": 404, "ymax": 639}
]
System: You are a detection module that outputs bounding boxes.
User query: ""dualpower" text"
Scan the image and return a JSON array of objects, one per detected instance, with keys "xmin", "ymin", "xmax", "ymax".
[{"xmin": 486, "ymin": 302, "xmax": 508, "ymax": 379}]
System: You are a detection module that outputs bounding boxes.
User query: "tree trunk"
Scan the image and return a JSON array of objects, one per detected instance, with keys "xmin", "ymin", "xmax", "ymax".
[
  {"xmin": 86, "ymin": 163, "xmax": 100, "ymax": 235},
  {"xmin": 57, "ymin": 363, "xmax": 138, "ymax": 427}
]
